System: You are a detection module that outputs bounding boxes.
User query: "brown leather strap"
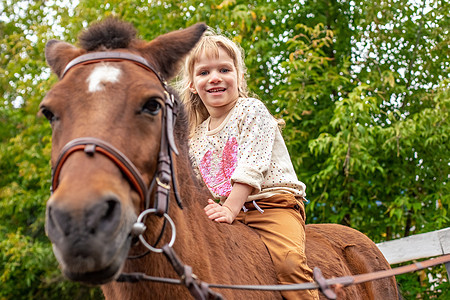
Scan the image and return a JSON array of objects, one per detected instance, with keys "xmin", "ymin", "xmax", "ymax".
[
  {"xmin": 117, "ymin": 253, "xmax": 450, "ymax": 299},
  {"xmin": 52, "ymin": 138, "xmax": 148, "ymax": 206},
  {"xmin": 61, "ymin": 51, "xmax": 165, "ymax": 83},
  {"xmin": 153, "ymin": 95, "xmax": 171, "ymax": 216},
  {"xmin": 311, "ymin": 253, "xmax": 450, "ymax": 299},
  {"xmin": 352, "ymin": 253, "xmax": 450, "ymax": 285}
]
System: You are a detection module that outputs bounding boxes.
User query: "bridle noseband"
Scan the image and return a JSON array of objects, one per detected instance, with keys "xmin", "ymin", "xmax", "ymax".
[{"xmin": 51, "ymin": 51, "xmax": 182, "ymax": 217}]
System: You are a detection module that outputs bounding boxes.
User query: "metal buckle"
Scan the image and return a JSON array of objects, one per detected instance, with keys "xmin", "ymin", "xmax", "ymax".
[{"xmin": 156, "ymin": 177, "xmax": 171, "ymax": 190}]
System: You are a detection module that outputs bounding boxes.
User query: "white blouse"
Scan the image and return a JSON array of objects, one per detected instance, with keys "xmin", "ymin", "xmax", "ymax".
[{"xmin": 189, "ymin": 97, "xmax": 306, "ymax": 202}]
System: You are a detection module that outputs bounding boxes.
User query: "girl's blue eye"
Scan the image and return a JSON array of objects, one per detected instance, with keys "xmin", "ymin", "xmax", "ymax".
[
  {"xmin": 200, "ymin": 71, "xmax": 208, "ymax": 76},
  {"xmin": 221, "ymin": 68, "xmax": 230, "ymax": 73}
]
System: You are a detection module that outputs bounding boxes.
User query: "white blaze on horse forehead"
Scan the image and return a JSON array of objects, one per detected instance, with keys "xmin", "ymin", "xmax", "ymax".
[{"xmin": 87, "ymin": 64, "xmax": 122, "ymax": 93}]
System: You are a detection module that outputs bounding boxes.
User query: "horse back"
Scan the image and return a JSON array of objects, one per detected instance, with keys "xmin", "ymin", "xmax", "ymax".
[{"xmin": 305, "ymin": 223, "xmax": 399, "ymax": 300}]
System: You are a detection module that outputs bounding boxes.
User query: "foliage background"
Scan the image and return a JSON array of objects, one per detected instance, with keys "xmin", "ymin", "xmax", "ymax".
[{"xmin": 1, "ymin": 0, "xmax": 448, "ymax": 299}]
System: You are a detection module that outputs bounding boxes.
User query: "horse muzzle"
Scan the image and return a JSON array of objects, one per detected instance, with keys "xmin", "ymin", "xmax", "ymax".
[{"xmin": 45, "ymin": 191, "xmax": 135, "ymax": 284}]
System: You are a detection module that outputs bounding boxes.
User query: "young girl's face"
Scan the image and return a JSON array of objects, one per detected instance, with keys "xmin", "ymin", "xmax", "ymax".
[{"xmin": 190, "ymin": 47, "xmax": 239, "ymax": 117}]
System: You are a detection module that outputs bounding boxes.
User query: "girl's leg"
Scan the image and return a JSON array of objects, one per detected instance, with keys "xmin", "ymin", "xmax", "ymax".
[{"xmin": 236, "ymin": 203, "xmax": 319, "ymax": 300}]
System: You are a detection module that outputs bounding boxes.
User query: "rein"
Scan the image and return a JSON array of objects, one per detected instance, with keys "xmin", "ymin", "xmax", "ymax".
[{"xmin": 117, "ymin": 253, "xmax": 450, "ymax": 300}]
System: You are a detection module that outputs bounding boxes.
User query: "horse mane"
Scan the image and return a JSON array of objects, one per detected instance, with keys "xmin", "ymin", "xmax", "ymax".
[
  {"xmin": 168, "ymin": 86, "xmax": 210, "ymax": 205},
  {"xmin": 78, "ymin": 18, "xmax": 137, "ymax": 51},
  {"xmin": 171, "ymin": 92, "xmax": 190, "ymax": 145}
]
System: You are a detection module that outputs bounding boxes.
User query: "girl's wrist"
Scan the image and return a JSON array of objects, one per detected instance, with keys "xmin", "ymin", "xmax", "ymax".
[{"xmin": 222, "ymin": 204, "xmax": 238, "ymax": 218}]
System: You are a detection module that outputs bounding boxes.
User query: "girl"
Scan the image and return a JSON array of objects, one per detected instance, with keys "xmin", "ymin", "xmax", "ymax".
[{"xmin": 179, "ymin": 31, "xmax": 319, "ymax": 300}]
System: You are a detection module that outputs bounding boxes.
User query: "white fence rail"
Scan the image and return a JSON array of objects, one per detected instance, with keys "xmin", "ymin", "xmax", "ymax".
[{"xmin": 376, "ymin": 227, "xmax": 450, "ymax": 278}]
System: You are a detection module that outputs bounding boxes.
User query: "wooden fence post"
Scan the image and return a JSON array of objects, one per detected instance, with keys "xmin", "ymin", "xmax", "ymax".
[
  {"xmin": 376, "ymin": 227, "xmax": 450, "ymax": 279},
  {"xmin": 438, "ymin": 228, "xmax": 450, "ymax": 278}
]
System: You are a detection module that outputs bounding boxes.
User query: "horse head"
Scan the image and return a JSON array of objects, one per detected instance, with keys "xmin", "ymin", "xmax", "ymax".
[{"xmin": 41, "ymin": 18, "xmax": 206, "ymax": 285}]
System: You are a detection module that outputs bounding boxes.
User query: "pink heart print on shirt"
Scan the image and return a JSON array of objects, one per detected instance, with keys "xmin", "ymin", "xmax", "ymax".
[{"xmin": 199, "ymin": 137, "xmax": 238, "ymax": 197}]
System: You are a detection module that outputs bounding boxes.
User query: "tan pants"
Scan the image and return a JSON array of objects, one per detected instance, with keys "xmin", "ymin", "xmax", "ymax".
[{"xmin": 236, "ymin": 194, "xmax": 319, "ymax": 300}]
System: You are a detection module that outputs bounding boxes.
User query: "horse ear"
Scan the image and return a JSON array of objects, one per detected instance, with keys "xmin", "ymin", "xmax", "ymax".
[
  {"xmin": 45, "ymin": 40, "xmax": 85, "ymax": 79},
  {"xmin": 142, "ymin": 23, "xmax": 207, "ymax": 80}
]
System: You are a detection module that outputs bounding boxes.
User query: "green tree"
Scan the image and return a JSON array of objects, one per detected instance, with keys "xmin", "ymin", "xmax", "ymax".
[
  {"xmin": 1, "ymin": 0, "xmax": 448, "ymax": 298},
  {"xmin": 269, "ymin": 0, "xmax": 449, "ymax": 297}
]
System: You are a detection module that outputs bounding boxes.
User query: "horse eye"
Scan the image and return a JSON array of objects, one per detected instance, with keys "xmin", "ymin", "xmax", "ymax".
[
  {"xmin": 142, "ymin": 98, "xmax": 162, "ymax": 116},
  {"xmin": 41, "ymin": 108, "xmax": 56, "ymax": 124}
]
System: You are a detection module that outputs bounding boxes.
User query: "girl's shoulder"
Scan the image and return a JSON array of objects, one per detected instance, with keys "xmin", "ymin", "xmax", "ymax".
[
  {"xmin": 237, "ymin": 97, "xmax": 269, "ymax": 113},
  {"xmin": 237, "ymin": 98, "xmax": 274, "ymax": 121},
  {"xmin": 234, "ymin": 98, "xmax": 278, "ymax": 127},
  {"xmin": 238, "ymin": 97, "xmax": 264, "ymax": 106}
]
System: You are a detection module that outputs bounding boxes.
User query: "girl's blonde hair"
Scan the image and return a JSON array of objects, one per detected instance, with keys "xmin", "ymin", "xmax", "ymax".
[{"xmin": 178, "ymin": 30, "xmax": 249, "ymax": 135}]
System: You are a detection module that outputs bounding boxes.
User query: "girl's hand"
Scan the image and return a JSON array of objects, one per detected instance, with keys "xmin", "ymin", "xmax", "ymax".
[
  {"xmin": 204, "ymin": 183, "xmax": 253, "ymax": 224},
  {"xmin": 204, "ymin": 199, "xmax": 235, "ymax": 224}
]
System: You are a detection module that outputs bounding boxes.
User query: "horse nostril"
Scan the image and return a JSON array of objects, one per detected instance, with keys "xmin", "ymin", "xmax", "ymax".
[
  {"xmin": 86, "ymin": 197, "xmax": 121, "ymax": 236},
  {"xmin": 47, "ymin": 206, "xmax": 73, "ymax": 237},
  {"xmin": 46, "ymin": 196, "xmax": 122, "ymax": 240}
]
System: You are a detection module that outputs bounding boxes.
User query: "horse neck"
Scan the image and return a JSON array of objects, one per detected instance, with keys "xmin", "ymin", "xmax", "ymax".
[
  {"xmin": 161, "ymin": 150, "xmax": 222, "ymax": 266},
  {"xmin": 135, "ymin": 149, "xmax": 214, "ymax": 266}
]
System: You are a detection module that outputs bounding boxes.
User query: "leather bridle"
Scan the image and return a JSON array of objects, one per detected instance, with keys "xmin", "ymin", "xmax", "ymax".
[
  {"xmin": 50, "ymin": 51, "xmax": 225, "ymax": 299},
  {"xmin": 51, "ymin": 51, "xmax": 182, "ymax": 217}
]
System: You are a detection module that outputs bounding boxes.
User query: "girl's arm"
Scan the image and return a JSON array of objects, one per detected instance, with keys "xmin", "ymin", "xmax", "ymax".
[{"xmin": 204, "ymin": 182, "xmax": 253, "ymax": 224}]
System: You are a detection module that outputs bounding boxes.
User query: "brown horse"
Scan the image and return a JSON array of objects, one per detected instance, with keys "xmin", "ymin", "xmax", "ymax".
[{"xmin": 41, "ymin": 18, "xmax": 398, "ymax": 299}]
